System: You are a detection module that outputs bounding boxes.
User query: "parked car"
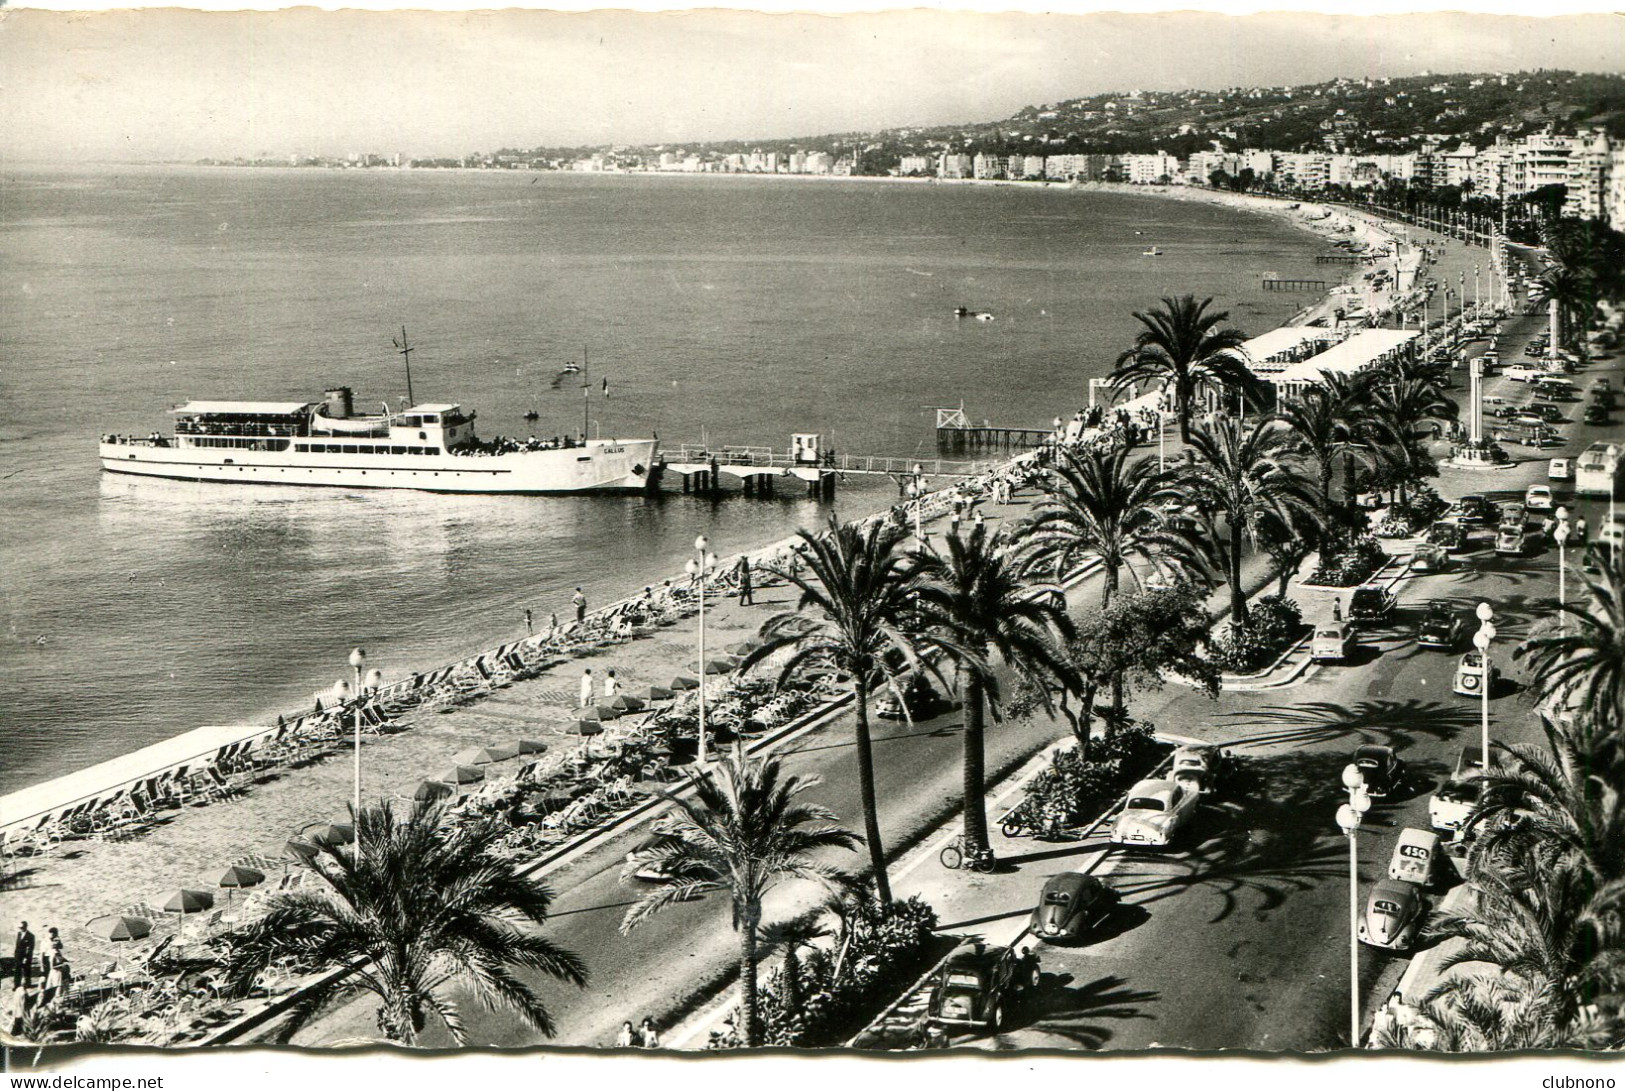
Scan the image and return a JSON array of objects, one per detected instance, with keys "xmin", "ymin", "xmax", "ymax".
[
  {"xmin": 1311, "ymin": 621, "xmax": 1357, "ymax": 663},
  {"xmin": 874, "ymin": 673, "xmax": 960, "ymax": 721},
  {"xmin": 1495, "ymin": 524, "xmax": 1527, "ymax": 556},
  {"xmin": 927, "ymin": 941, "xmax": 1041, "ymax": 1031},
  {"xmin": 1359, "ymin": 878, "xmax": 1428, "ymax": 951},
  {"xmin": 1452, "ymin": 651, "xmax": 1499, "ymax": 696},
  {"xmin": 1426, "ymin": 520, "xmax": 1468, "ymax": 552},
  {"xmin": 1409, "ymin": 542, "xmax": 1451, "ymax": 573},
  {"xmin": 1388, "ymin": 827, "xmax": 1446, "ymax": 889},
  {"xmin": 1549, "ymin": 458, "xmax": 1573, "ymax": 481},
  {"xmin": 1109, "ymin": 778, "xmax": 1198, "ymax": 848},
  {"xmin": 1599, "ymin": 521, "xmax": 1625, "ymax": 552},
  {"xmin": 1429, "ymin": 746, "xmax": 1487, "ymax": 833},
  {"xmin": 1351, "ymin": 744, "xmax": 1406, "ymax": 798},
  {"xmin": 1585, "ymin": 405, "xmax": 1612, "ymax": 426},
  {"xmin": 1170, "ymin": 743, "xmax": 1231, "ymax": 795},
  {"xmin": 1594, "ymin": 377, "xmax": 1612, "ymax": 392},
  {"xmin": 1029, "ymin": 872, "xmax": 1120, "ymax": 943},
  {"xmin": 1499, "ymin": 501, "xmax": 1527, "ymax": 528},
  {"xmin": 1416, "ymin": 600, "xmax": 1463, "ymax": 649},
  {"xmin": 1450, "ymin": 494, "xmax": 1498, "ymax": 524},
  {"xmin": 1505, "ymin": 364, "xmax": 1546, "ymax": 383},
  {"xmin": 1525, "ymin": 485, "xmax": 1554, "ymax": 512},
  {"xmin": 1533, "ymin": 379, "xmax": 1576, "ymax": 401},
  {"xmin": 1348, "ymin": 584, "xmax": 1398, "ymax": 622}
]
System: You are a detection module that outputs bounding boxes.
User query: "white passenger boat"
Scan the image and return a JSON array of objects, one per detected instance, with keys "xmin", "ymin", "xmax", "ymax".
[{"xmin": 101, "ymin": 387, "xmax": 658, "ymax": 495}]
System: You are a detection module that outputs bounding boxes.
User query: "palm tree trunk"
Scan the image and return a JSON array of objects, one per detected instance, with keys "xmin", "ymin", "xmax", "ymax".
[
  {"xmin": 738, "ymin": 909, "xmax": 761, "ymax": 1047},
  {"xmin": 1073, "ymin": 680, "xmax": 1098, "ymax": 753},
  {"xmin": 852, "ymin": 677, "xmax": 891, "ymax": 904},
  {"xmin": 1229, "ymin": 515, "xmax": 1248, "ymax": 628},
  {"xmin": 1101, "ymin": 560, "xmax": 1120, "ymax": 606},
  {"xmin": 960, "ymin": 666, "xmax": 989, "ymax": 855}
]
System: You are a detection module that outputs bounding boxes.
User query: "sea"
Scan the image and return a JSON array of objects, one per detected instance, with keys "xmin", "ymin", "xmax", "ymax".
[{"xmin": 0, "ymin": 166, "xmax": 1329, "ymax": 794}]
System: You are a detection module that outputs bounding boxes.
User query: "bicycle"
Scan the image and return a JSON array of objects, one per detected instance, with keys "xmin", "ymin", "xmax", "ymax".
[{"xmin": 938, "ymin": 834, "xmax": 996, "ymax": 872}]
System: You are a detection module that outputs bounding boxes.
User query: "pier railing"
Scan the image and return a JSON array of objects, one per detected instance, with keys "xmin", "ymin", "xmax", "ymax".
[{"xmin": 664, "ymin": 444, "xmax": 1001, "ymax": 479}]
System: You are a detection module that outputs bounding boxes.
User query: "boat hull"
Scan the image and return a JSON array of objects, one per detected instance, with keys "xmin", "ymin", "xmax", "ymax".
[{"xmin": 100, "ymin": 438, "xmax": 660, "ymax": 495}]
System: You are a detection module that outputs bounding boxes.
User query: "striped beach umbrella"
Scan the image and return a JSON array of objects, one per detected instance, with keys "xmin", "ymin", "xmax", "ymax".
[
  {"xmin": 640, "ymin": 685, "xmax": 674, "ymax": 702},
  {"xmin": 218, "ymin": 865, "xmax": 267, "ymax": 890},
  {"xmin": 163, "ymin": 889, "xmax": 215, "ymax": 915},
  {"xmin": 283, "ymin": 838, "xmax": 320, "ymax": 863},
  {"xmin": 413, "ymin": 779, "xmax": 454, "ymax": 804},
  {"xmin": 609, "ymin": 694, "xmax": 646, "ymax": 712}
]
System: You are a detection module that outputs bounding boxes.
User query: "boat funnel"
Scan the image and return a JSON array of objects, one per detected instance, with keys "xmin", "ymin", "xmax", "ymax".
[{"xmin": 324, "ymin": 387, "xmax": 354, "ymax": 420}]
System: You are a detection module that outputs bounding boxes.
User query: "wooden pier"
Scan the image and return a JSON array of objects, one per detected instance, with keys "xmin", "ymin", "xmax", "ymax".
[
  {"xmin": 1315, "ymin": 254, "xmax": 1366, "ymax": 265},
  {"xmin": 657, "ymin": 438, "xmax": 999, "ymax": 500},
  {"xmin": 932, "ymin": 405, "xmax": 1054, "ymax": 453},
  {"xmin": 1261, "ymin": 277, "xmax": 1328, "ymax": 292}
]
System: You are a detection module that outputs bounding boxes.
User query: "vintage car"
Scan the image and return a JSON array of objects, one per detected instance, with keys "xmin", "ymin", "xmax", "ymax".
[
  {"xmin": 1348, "ymin": 584, "xmax": 1398, "ymax": 623},
  {"xmin": 1359, "ymin": 879, "xmax": 1428, "ymax": 951},
  {"xmin": 1452, "ymin": 651, "xmax": 1499, "ymax": 697},
  {"xmin": 1416, "ymin": 601, "xmax": 1463, "ymax": 650},
  {"xmin": 1425, "ymin": 520, "xmax": 1469, "ymax": 552},
  {"xmin": 874, "ymin": 673, "xmax": 960, "ymax": 722},
  {"xmin": 1449, "ymin": 494, "xmax": 1499, "ymax": 524},
  {"xmin": 1170, "ymin": 743, "xmax": 1230, "ymax": 794},
  {"xmin": 926, "ymin": 941, "xmax": 1041, "ymax": 1031},
  {"xmin": 1585, "ymin": 404, "xmax": 1612, "ymax": 426},
  {"xmin": 1029, "ymin": 872, "xmax": 1121, "ymax": 943},
  {"xmin": 1549, "ymin": 458, "xmax": 1572, "ymax": 481},
  {"xmin": 1495, "ymin": 524, "xmax": 1527, "ymax": 556},
  {"xmin": 1311, "ymin": 621, "xmax": 1357, "ymax": 664},
  {"xmin": 1109, "ymin": 778, "xmax": 1198, "ymax": 848},
  {"xmin": 1388, "ymin": 827, "xmax": 1446, "ymax": 889},
  {"xmin": 1525, "ymin": 485, "xmax": 1554, "ymax": 512},
  {"xmin": 1351, "ymin": 744, "xmax": 1407, "ymax": 798},
  {"xmin": 1429, "ymin": 747, "xmax": 1488, "ymax": 833},
  {"xmin": 1409, "ymin": 542, "xmax": 1451, "ymax": 574},
  {"xmin": 1499, "ymin": 501, "xmax": 1527, "ymax": 528}
]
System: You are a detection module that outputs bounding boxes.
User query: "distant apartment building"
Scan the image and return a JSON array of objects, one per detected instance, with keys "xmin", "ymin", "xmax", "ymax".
[
  {"xmin": 1514, "ymin": 133, "xmax": 1574, "ymax": 198},
  {"xmin": 806, "ymin": 152, "xmax": 835, "ymax": 174},
  {"xmin": 939, "ymin": 153, "xmax": 973, "ymax": 180},
  {"xmin": 1042, "ymin": 153, "xmax": 1109, "ymax": 181},
  {"xmin": 973, "ymin": 153, "xmax": 1005, "ymax": 179},
  {"xmin": 1009, "ymin": 155, "xmax": 1045, "ymax": 179},
  {"xmin": 1189, "ymin": 150, "xmax": 1240, "ymax": 182},
  {"xmin": 1439, "ymin": 144, "xmax": 1478, "ymax": 188},
  {"xmin": 1240, "ymin": 149, "xmax": 1276, "ymax": 180},
  {"xmin": 1124, "ymin": 151, "xmax": 1180, "ymax": 184},
  {"xmin": 897, "ymin": 155, "xmax": 932, "ymax": 175},
  {"xmin": 1609, "ymin": 147, "xmax": 1625, "ymax": 227},
  {"xmin": 1565, "ymin": 131, "xmax": 1611, "ymax": 220}
]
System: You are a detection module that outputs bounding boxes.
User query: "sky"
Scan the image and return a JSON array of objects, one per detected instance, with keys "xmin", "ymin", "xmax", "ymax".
[{"xmin": 2, "ymin": 4, "xmax": 1623, "ymax": 162}]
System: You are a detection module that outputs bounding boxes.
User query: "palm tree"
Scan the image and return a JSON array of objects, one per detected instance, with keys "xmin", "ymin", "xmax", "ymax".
[
  {"xmin": 1021, "ymin": 443, "xmax": 1204, "ymax": 605},
  {"xmin": 745, "ymin": 514, "xmax": 936, "ymax": 904},
  {"xmin": 913, "ymin": 524, "xmax": 1076, "ymax": 857},
  {"xmin": 1364, "ymin": 374, "xmax": 1454, "ymax": 505},
  {"xmin": 620, "ymin": 754, "xmax": 858, "ymax": 1047},
  {"xmin": 1275, "ymin": 370, "xmax": 1372, "ymax": 512},
  {"xmin": 222, "ymin": 800, "xmax": 586, "ymax": 1045},
  {"xmin": 1180, "ymin": 415, "xmax": 1317, "ymax": 628},
  {"xmin": 1535, "ymin": 264, "xmax": 1592, "ymax": 358},
  {"xmin": 1110, "ymin": 295, "xmax": 1254, "ymax": 442},
  {"xmin": 1517, "ymin": 557, "xmax": 1625, "ymax": 738}
]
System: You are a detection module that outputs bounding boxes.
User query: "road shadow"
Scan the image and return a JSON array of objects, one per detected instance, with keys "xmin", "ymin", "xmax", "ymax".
[
  {"xmin": 1216, "ymin": 697, "xmax": 1471, "ymax": 752},
  {"xmin": 991, "ymin": 971, "xmax": 1159, "ymax": 1050}
]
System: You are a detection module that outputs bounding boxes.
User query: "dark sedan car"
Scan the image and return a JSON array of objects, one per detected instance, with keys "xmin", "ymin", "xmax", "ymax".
[
  {"xmin": 1416, "ymin": 601, "xmax": 1463, "ymax": 649},
  {"xmin": 1426, "ymin": 521, "xmax": 1469, "ymax": 552},
  {"xmin": 1348, "ymin": 584, "xmax": 1397, "ymax": 622},
  {"xmin": 1352, "ymin": 744, "xmax": 1407, "ymax": 798},
  {"xmin": 927, "ymin": 941, "xmax": 1041, "ymax": 1031},
  {"xmin": 1586, "ymin": 405, "xmax": 1611, "ymax": 425},
  {"xmin": 1030, "ymin": 872, "xmax": 1120, "ymax": 943},
  {"xmin": 875, "ymin": 673, "xmax": 960, "ymax": 721}
]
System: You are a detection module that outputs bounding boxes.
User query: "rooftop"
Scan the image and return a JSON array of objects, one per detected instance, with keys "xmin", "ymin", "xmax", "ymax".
[{"xmin": 171, "ymin": 401, "xmax": 313, "ymax": 417}]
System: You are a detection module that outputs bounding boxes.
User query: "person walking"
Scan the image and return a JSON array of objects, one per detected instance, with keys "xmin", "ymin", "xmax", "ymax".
[
  {"xmin": 572, "ymin": 587, "xmax": 587, "ymax": 623},
  {"xmin": 524, "ymin": 608, "xmax": 533, "ymax": 636},
  {"xmin": 40, "ymin": 929, "xmax": 67, "ymax": 1006},
  {"xmin": 603, "ymin": 668, "xmax": 619, "ymax": 701},
  {"xmin": 11, "ymin": 922, "xmax": 35, "ymax": 992},
  {"xmin": 1332, "ymin": 597, "xmax": 1343, "ymax": 623},
  {"xmin": 616, "ymin": 1020, "xmax": 636, "ymax": 1048},
  {"xmin": 639, "ymin": 1017, "xmax": 660, "ymax": 1048},
  {"xmin": 580, "ymin": 668, "xmax": 594, "ymax": 709},
  {"xmin": 1576, "ymin": 515, "xmax": 1588, "ymax": 545},
  {"xmin": 736, "ymin": 556, "xmax": 754, "ymax": 606}
]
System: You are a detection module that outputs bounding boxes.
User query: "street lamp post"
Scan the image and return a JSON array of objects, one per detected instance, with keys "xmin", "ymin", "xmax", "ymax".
[
  {"xmin": 1337, "ymin": 765, "xmax": 1372, "ymax": 1049},
  {"xmin": 686, "ymin": 536, "xmax": 719, "ymax": 764},
  {"xmin": 1474, "ymin": 604, "xmax": 1497, "ymax": 771},
  {"xmin": 1474, "ymin": 265, "xmax": 1481, "ymax": 316},
  {"xmin": 334, "ymin": 648, "xmax": 383, "ymax": 821},
  {"xmin": 1555, "ymin": 507, "xmax": 1570, "ymax": 636}
]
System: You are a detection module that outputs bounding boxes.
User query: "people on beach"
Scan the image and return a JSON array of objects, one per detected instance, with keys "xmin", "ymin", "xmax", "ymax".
[
  {"xmin": 572, "ymin": 587, "xmax": 587, "ymax": 623},
  {"xmin": 617, "ymin": 1020, "xmax": 636, "ymax": 1047},
  {"xmin": 736, "ymin": 556, "xmax": 753, "ymax": 606},
  {"xmin": 603, "ymin": 668, "xmax": 619, "ymax": 700},
  {"xmin": 11, "ymin": 921, "xmax": 35, "ymax": 991},
  {"xmin": 524, "ymin": 607, "xmax": 533, "ymax": 636},
  {"xmin": 40, "ymin": 928, "xmax": 68, "ymax": 1006},
  {"xmin": 580, "ymin": 668, "xmax": 594, "ymax": 709},
  {"xmin": 640, "ymin": 1017, "xmax": 660, "ymax": 1048}
]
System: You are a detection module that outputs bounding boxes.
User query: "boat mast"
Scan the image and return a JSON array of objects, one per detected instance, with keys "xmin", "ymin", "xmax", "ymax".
[
  {"xmin": 582, "ymin": 345, "xmax": 590, "ymax": 442},
  {"xmin": 394, "ymin": 327, "xmax": 416, "ymax": 407}
]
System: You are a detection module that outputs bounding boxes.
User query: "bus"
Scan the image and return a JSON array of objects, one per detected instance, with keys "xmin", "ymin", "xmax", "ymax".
[{"xmin": 1576, "ymin": 441, "xmax": 1624, "ymax": 496}]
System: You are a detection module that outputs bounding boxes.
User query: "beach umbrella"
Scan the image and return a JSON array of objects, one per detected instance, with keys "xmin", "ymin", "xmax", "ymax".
[
  {"xmin": 669, "ymin": 676, "xmax": 699, "ymax": 691},
  {"xmin": 163, "ymin": 889, "xmax": 215, "ymax": 915},
  {"xmin": 726, "ymin": 641, "xmax": 760, "ymax": 657},
  {"xmin": 512, "ymin": 738, "xmax": 549, "ymax": 755},
  {"xmin": 452, "ymin": 744, "xmax": 519, "ymax": 766},
  {"xmin": 217, "ymin": 865, "xmax": 266, "ymax": 890},
  {"xmin": 609, "ymin": 694, "xmax": 646, "ymax": 712},
  {"xmin": 283, "ymin": 838, "xmax": 320, "ymax": 863},
  {"xmin": 697, "ymin": 657, "xmax": 738, "ymax": 676},
  {"xmin": 439, "ymin": 764, "xmax": 486, "ymax": 786},
  {"xmin": 301, "ymin": 822, "xmax": 355, "ymax": 847},
  {"xmin": 573, "ymin": 719, "xmax": 604, "ymax": 737},
  {"xmin": 592, "ymin": 705, "xmax": 624, "ymax": 722},
  {"xmin": 87, "ymin": 914, "xmax": 153, "ymax": 943},
  {"xmin": 413, "ymin": 779, "xmax": 454, "ymax": 804},
  {"xmin": 640, "ymin": 685, "xmax": 674, "ymax": 702}
]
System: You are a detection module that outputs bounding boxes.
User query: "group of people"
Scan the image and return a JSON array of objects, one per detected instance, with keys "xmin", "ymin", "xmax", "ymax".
[
  {"xmin": 7, "ymin": 921, "xmax": 72, "ymax": 1028},
  {"xmin": 455, "ymin": 433, "xmax": 586, "ymax": 457},
  {"xmin": 616, "ymin": 1016, "xmax": 660, "ymax": 1048}
]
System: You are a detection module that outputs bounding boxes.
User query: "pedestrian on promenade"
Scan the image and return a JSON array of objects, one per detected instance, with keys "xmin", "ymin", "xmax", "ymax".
[
  {"xmin": 640, "ymin": 1017, "xmax": 660, "ymax": 1048},
  {"xmin": 548, "ymin": 612, "xmax": 559, "ymax": 639},
  {"xmin": 40, "ymin": 929, "xmax": 68, "ymax": 1006},
  {"xmin": 737, "ymin": 556, "xmax": 754, "ymax": 606},
  {"xmin": 11, "ymin": 922, "xmax": 35, "ymax": 991},
  {"xmin": 603, "ymin": 668, "xmax": 619, "ymax": 701},
  {"xmin": 1332, "ymin": 597, "xmax": 1343, "ymax": 623},
  {"xmin": 524, "ymin": 608, "xmax": 533, "ymax": 636},
  {"xmin": 974, "ymin": 510, "xmax": 986, "ymax": 530},
  {"xmin": 572, "ymin": 587, "xmax": 587, "ymax": 623},
  {"xmin": 580, "ymin": 668, "xmax": 594, "ymax": 709},
  {"xmin": 616, "ymin": 1020, "xmax": 636, "ymax": 1048},
  {"xmin": 1576, "ymin": 516, "xmax": 1588, "ymax": 544}
]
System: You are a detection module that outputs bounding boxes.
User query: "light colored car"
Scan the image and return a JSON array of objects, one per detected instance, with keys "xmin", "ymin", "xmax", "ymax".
[
  {"xmin": 1601, "ymin": 522, "xmax": 1625, "ymax": 551},
  {"xmin": 1359, "ymin": 879, "xmax": 1427, "ymax": 951},
  {"xmin": 1170, "ymin": 744, "xmax": 1230, "ymax": 796},
  {"xmin": 1109, "ymin": 778, "xmax": 1198, "ymax": 848},
  {"xmin": 1409, "ymin": 542, "xmax": 1450, "ymax": 573},
  {"xmin": 1388, "ymin": 828, "xmax": 1446, "ymax": 888},
  {"xmin": 1549, "ymin": 458, "xmax": 1572, "ymax": 480},
  {"xmin": 1505, "ymin": 364, "xmax": 1545, "ymax": 383},
  {"xmin": 1311, "ymin": 621, "xmax": 1357, "ymax": 663},
  {"xmin": 1452, "ymin": 651, "xmax": 1499, "ymax": 696},
  {"xmin": 1495, "ymin": 525, "xmax": 1526, "ymax": 556},
  {"xmin": 1499, "ymin": 501, "xmax": 1526, "ymax": 528},
  {"xmin": 1525, "ymin": 485, "xmax": 1554, "ymax": 512},
  {"xmin": 1429, "ymin": 746, "xmax": 1487, "ymax": 832}
]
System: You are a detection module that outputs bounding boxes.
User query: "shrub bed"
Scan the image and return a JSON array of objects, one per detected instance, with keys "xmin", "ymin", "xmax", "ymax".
[
  {"xmin": 1374, "ymin": 485, "xmax": 1448, "ymax": 538},
  {"xmin": 1009, "ymin": 720, "xmax": 1167, "ymax": 833},
  {"xmin": 1206, "ymin": 594, "xmax": 1305, "ymax": 675},
  {"xmin": 1307, "ymin": 532, "xmax": 1388, "ymax": 587}
]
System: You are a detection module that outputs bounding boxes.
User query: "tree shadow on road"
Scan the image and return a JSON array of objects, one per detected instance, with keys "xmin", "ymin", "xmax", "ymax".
[
  {"xmin": 1213, "ymin": 698, "xmax": 1473, "ymax": 751},
  {"xmin": 991, "ymin": 971, "xmax": 1159, "ymax": 1050}
]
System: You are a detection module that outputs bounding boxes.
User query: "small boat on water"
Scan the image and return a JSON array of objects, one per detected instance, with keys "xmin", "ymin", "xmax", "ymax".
[
  {"xmin": 954, "ymin": 307, "xmax": 996, "ymax": 321},
  {"xmin": 1142, "ymin": 246, "xmax": 1163, "ymax": 257}
]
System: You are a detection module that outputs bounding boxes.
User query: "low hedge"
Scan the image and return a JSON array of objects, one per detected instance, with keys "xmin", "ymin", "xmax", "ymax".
[
  {"xmin": 1010, "ymin": 720, "xmax": 1166, "ymax": 833},
  {"xmin": 1206, "ymin": 594, "xmax": 1305, "ymax": 675},
  {"xmin": 1307, "ymin": 533, "xmax": 1388, "ymax": 587}
]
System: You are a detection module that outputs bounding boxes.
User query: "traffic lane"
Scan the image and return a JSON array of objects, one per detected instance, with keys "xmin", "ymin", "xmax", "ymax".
[{"xmin": 295, "ymin": 679, "xmax": 1071, "ymax": 1048}]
